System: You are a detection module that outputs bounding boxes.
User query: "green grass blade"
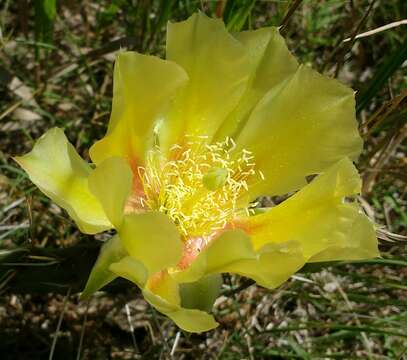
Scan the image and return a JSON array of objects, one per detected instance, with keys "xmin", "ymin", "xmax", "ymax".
[{"xmin": 356, "ymin": 38, "xmax": 407, "ymax": 113}]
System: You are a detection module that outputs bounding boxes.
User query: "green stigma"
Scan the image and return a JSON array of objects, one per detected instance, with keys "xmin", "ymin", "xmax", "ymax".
[{"xmin": 202, "ymin": 167, "xmax": 229, "ymax": 191}]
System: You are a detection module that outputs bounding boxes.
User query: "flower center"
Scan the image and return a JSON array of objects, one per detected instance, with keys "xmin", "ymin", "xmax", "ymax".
[{"xmin": 132, "ymin": 136, "xmax": 262, "ymax": 240}]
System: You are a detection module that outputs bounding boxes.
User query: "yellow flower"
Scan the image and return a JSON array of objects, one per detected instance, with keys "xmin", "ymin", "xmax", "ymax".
[{"xmin": 15, "ymin": 13, "xmax": 378, "ymax": 333}]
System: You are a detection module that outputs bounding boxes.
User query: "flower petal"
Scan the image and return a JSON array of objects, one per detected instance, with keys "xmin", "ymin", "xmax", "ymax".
[
  {"xmin": 90, "ymin": 52, "xmax": 188, "ymax": 165},
  {"xmin": 160, "ymin": 12, "xmax": 251, "ymax": 149},
  {"xmin": 81, "ymin": 235, "xmax": 127, "ymax": 299},
  {"xmin": 88, "ymin": 157, "xmax": 133, "ymax": 228},
  {"xmin": 166, "ymin": 308, "xmax": 218, "ymax": 333},
  {"xmin": 214, "ymin": 27, "xmax": 298, "ymax": 141},
  {"xmin": 109, "ymin": 256, "xmax": 148, "ymax": 288},
  {"xmin": 119, "ymin": 212, "xmax": 183, "ymax": 274},
  {"xmin": 146, "ymin": 270, "xmax": 181, "ymax": 306},
  {"xmin": 173, "ymin": 229, "xmax": 255, "ymax": 283},
  {"xmin": 226, "ymin": 242, "xmax": 306, "ymax": 289},
  {"xmin": 110, "ymin": 263, "xmax": 219, "ymax": 333},
  {"xmin": 235, "ymin": 65, "xmax": 363, "ymax": 197},
  {"xmin": 14, "ymin": 128, "xmax": 111, "ymax": 234},
  {"xmin": 173, "ymin": 229, "xmax": 304, "ymax": 289},
  {"xmin": 235, "ymin": 158, "xmax": 379, "ymax": 262},
  {"xmin": 179, "ymin": 274, "xmax": 222, "ymax": 312},
  {"xmin": 308, "ymin": 206, "xmax": 379, "ymax": 262},
  {"xmin": 143, "ymin": 273, "xmax": 218, "ymax": 333}
]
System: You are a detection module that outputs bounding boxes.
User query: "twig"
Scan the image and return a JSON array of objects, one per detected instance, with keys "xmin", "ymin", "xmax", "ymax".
[
  {"xmin": 76, "ymin": 299, "xmax": 90, "ymax": 360},
  {"xmin": 170, "ymin": 331, "xmax": 181, "ymax": 357},
  {"xmin": 376, "ymin": 228, "xmax": 407, "ymax": 242},
  {"xmin": 215, "ymin": 0, "xmax": 227, "ymax": 18},
  {"xmin": 363, "ymin": 124, "xmax": 406, "ymax": 194},
  {"xmin": 279, "ymin": 0, "xmax": 303, "ymax": 30},
  {"xmin": 360, "ymin": 89, "xmax": 407, "ymax": 139},
  {"xmin": 334, "ymin": 0, "xmax": 377, "ymax": 77},
  {"xmin": 49, "ymin": 287, "xmax": 71, "ymax": 360},
  {"xmin": 0, "ymin": 222, "xmax": 29, "ymax": 231},
  {"xmin": 0, "ymin": 270, "xmax": 16, "ymax": 293},
  {"xmin": 343, "ymin": 19, "xmax": 407, "ymax": 42},
  {"xmin": 150, "ymin": 305, "xmax": 171, "ymax": 359},
  {"xmin": 221, "ymin": 278, "xmax": 255, "ymax": 297},
  {"xmin": 2, "ymin": 198, "xmax": 25, "ymax": 213},
  {"xmin": 125, "ymin": 303, "xmax": 139, "ymax": 353},
  {"xmin": 0, "ymin": 87, "xmax": 43, "ymax": 121}
]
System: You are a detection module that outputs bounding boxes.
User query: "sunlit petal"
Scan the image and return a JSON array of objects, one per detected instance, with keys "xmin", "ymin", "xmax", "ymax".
[
  {"xmin": 236, "ymin": 65, "xmax": 363, "ymax": 198},
  {"xmin": 173, "ymin": 229, "xmax": 304, "ymax": 289},
  {"xmin": 235, "ymin": 158, "xmax": 378, "ymax": 261},
  {"xmin": 160, "ymin": 12, "xmax": 251, "ymax": 150},
  {"xmin": 119, "ymin": 212, "xmax": 183, "ymax": 274},
  {"xmin": 172, "ymin": 229, "xmax": 255, "ymax": 283},
  {"xmin": 215, "ymin": 27, "xmax": 298, "ymax": 140},
  {"xmin": 227, "ymin": 241, "xmax": 306, "ymax": 289},
  {"xmin": 88, "ymin": 157, "xmax": 133, "ymax": 228},
  {"xmin": 15, "ymin": 127, "xmax": 111, "ymax": 234},
  {"xmin": 90, "ymin": 52, "xmax": 188, "ymax": 165}
]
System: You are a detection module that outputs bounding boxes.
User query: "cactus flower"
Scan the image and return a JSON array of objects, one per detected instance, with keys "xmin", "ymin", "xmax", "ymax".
[{"xmin": 15, "ymin": 13, "xmax": 378, "ymax": 332}]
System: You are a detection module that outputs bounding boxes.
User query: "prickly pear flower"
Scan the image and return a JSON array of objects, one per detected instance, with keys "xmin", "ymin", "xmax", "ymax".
[{"xmin": 15, "ymin": 13, "xmax": 379, "ymax": 332}]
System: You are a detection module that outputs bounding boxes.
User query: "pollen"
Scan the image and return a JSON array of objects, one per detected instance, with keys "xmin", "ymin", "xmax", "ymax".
[{"xmin": 135, "ymin": 136, "xmax": 262, "ymax": 239}]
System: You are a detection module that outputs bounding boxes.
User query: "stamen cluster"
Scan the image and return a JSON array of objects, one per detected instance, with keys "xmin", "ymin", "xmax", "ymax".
[{"xmin": 137, "ymin": 136, "xmax": 262, "ymax": 239}]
